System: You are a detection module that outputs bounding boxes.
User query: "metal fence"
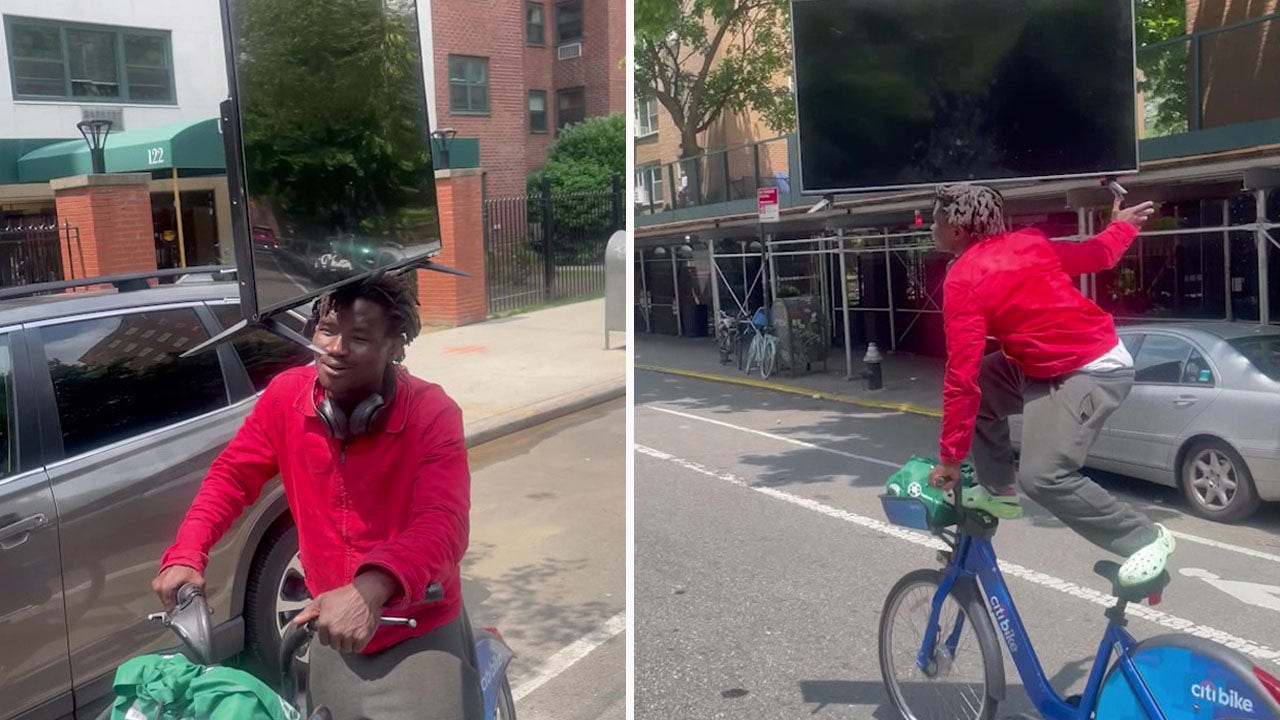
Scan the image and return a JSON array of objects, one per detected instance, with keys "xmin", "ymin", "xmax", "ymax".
[
  {"xmin": 0, "ymin": 220, "xmax": 74, "ymax": 289},
  {"xmin": 483, "ymin": 175, "xmax": 624, "ymax": 315}
]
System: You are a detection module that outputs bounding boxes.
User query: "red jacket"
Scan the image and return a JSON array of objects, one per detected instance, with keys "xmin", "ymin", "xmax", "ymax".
[
  {"xmin": 161, "ymin": 365, "xmax": 470, "ymax": 654},
  {"xmin": 939, "ymin": 222, "xmax": 1139, "ymax": 465}
]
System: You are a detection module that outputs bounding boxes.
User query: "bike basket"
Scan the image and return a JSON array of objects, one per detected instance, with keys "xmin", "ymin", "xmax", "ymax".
[
  {"xmin": 879, "ymin": 495, "xmax": 933, "ymax": 530},
  {"xmin": 882, "ymin": 456, "xmax": 974, "ymax": 528}
]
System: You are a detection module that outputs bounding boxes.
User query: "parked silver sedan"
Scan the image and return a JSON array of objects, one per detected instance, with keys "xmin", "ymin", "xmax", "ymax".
[{"xmin": 1012, "ymin": 322, "xmax": 1280, "ymax": 523}]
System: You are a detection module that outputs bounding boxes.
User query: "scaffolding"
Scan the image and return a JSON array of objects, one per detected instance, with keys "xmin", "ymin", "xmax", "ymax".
[{"xmin": 640, "ymin": 186, "xmax": 1280, "ymax": 378}]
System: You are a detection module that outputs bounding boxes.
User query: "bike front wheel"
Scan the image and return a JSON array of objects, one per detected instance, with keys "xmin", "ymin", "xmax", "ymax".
[
  {"xmin": 496, "ymin": 675, "xmax": 517, "ymax": 719},
  {"xmin": 879, "ymin": 569, "xmax": 1000, "ymax": 720}
]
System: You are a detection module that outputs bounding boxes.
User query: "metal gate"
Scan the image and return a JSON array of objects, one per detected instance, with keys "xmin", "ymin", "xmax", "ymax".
[
  {"xmin": 483, "ymin": 175, "xmax": 624, "ymax": 316},
  {"xmin": 0, "ymin": 220, "xmax": 75, "ymax": 288}
]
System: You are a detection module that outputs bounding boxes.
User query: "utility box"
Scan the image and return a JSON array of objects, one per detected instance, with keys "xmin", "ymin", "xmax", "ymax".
[{"xmin": 605, "ymin": 230, "xmax": 627, "ymax": 349}]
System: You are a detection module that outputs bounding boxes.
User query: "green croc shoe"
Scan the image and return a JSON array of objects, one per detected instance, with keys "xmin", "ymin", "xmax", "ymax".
[
  {"xmin": 1117, "ymin": 524, "xmax": 1176, "ymax": 587},
  {"xmin": 958, "ymin": 486, "xmax": 1023, "ymax": 519}
]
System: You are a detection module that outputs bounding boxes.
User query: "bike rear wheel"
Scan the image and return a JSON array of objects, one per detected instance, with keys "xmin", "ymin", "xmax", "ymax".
[{"xmin": 879, "ymin": 569, "xmax": 999, "ymax": 720}]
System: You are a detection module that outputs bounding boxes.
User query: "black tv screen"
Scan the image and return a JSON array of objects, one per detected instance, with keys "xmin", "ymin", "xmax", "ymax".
[
  {"xmin": 790, "ymin": 0, "xmax": 1139, "ymax": 194},
  {"xmin": 221, "ymin": 0, "xmax": 442, "ymax": 318}
]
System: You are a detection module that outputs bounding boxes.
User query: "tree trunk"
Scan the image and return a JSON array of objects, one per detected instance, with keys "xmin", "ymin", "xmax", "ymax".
[{"xmin": 678, "ymin": 129, "xmax": 704, "ymax": 208}]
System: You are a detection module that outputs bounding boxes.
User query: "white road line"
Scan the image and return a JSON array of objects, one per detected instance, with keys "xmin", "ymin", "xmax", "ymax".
[
  {"xmin": 643, "ymin": 404, "xmax": 1280, "ymax": 567},
  {"xmin": 647, "ymin": 405, "xmax": 901, "ymax": 469},
  {"xmin": 511, "ymin": 612, "xmax": 626, "ymax": 702},
  {"xmin": 636, "ymin": 444, "xmax": 1280, "ymax": 666},
  {"xmin": 1166, "ymin": 530, "xmax": 1280, "ymax": 564}
]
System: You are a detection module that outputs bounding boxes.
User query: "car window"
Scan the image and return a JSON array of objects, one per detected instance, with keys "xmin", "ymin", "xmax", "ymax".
[
  {"xmin": 41, "ymin": 308, "xmax": 230, "ymax": 457},
  {"xmin": 1133, "ymin": 335, "xmax": 1191, "ymax": 384},
  {"xmin": 212, "ymin": 305, "xmax": 313, "ymax": 393},
  {"xmin": 0, "ymin": 335, "xmax": 13, "ymax": 479},
  {"xmin": 1180, "ymin": 349, "xmax": 1214, "ymax": 386},
  {"xmin": 1229, "ymin": 336, "xmax": 1280, "ymax": 382},
  {"xmin": 1119, "ymin": 333, "xmax": 1141, "ymax": 356}
]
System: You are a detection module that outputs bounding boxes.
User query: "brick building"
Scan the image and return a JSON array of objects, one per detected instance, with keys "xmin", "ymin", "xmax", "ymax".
[{"xmin": 430, "ymin": 0, "xmax": 625, "ymax": 199}]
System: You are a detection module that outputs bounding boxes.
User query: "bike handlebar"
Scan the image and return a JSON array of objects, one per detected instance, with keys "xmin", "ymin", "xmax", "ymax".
[{"xmin": 278, "ymin": 581, "xmax": 444, "ymax": 714}]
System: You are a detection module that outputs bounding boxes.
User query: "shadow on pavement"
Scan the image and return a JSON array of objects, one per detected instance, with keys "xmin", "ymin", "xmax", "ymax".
[{"xmin": 637, "ymin": 369, "xmax": 1280, "ymax": 533}]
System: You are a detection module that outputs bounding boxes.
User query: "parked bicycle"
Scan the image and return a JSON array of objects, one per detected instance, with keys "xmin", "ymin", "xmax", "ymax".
[
  {"xmin": 742, "ymin": 308, "xmax": 779, "ymax": 379},
  {"xmin": 715, "ymin": 310, "xmax": 741, "ymax": 365},
  {"xmin": 877, "ymin": 491, "xmax": 1280, "ymax": 720}
]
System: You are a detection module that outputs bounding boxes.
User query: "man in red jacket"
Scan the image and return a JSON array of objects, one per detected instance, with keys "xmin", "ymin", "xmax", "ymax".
[
  {"xmin": 925, "ymin": 183, "xmax": 1175, "ymax": 587},
  {"xmin": 153, "ymin": 274, "xmax": 480, "ymax": 719}
]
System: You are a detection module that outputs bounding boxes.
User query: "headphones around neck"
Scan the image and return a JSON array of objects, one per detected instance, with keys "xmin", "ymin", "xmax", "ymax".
[{"xmin": 314, "ymin": 367, "xmax": 398, "ymax": 441}]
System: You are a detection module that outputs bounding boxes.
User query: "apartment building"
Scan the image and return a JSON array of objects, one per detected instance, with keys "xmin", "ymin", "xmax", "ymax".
[{"xmin": 432, "ymin": 0, "xmax": 626, "ymax": 198}]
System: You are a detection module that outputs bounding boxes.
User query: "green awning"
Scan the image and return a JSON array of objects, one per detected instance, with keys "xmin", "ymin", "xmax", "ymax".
[{"xmin": 16, "ymin": 118, "xmax": 225, "ymax": 183}]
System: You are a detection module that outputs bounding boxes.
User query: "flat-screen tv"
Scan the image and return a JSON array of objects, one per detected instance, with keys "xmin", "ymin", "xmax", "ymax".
[
  {"xmin": 790, "ymin": 0, "xmax": 1139, "ymax": 194},
  {"xmin": 220, "ymin": 0, "xmax": 442, "ymax": 319}
]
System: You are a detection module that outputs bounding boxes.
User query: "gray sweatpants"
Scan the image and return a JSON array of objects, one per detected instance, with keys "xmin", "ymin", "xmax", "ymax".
[
  {"xmin": 308, "ymin": 613, "xmax": 483, "ymax": 720},
  {"xmin": 971, "ymin": 352, "xmax": 1158, "ymax": 557}
]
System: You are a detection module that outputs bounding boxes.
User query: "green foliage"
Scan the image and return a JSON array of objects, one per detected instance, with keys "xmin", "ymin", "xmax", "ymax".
[
  {"xmin": 524, "ymin": 114, "xmax": 624, "ymax": 266},
  {"xmin": 635, "ymin": 0, "xmax": 795, "ymax": 157},
  {"xmin": 1135, "ymin": 0, "xmax": 1190, "ymax": 137},
  {"xmin": 527, "ymin": 113, "xmax": 625, "ymax": 196},
  {"xmin": 233, "ymin": 0, "xmax": 436, "ymax": 240}
]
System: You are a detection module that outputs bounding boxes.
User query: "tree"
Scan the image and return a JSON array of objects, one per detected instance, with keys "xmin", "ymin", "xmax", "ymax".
[
  {"xmin": 527, "ymin": 113, "xmax": 625, "ymax": 196},
  {"xmin": 634, "ymin": 0, "xmax": 795, "ymax": 160},
  {"xmin": 233, "ymin": 0, "xmax": 437, "ymax": 242},
  {"xmin": 526, "ymin": 114, "xmax": 625, "ymax": 264},
  {"xmin": 1134, "ymin": 0, "xmax": 1189, "ymax": 137}
]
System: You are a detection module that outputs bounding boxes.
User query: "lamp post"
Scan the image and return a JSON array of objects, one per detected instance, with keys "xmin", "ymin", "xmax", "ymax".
[
  {"xmin": 430, "ymin": 127, "xmax": 458, "ymax": 170},
  {"xmin": 76, "ymin": 119, "xmax": 113, "ymax": 174}
]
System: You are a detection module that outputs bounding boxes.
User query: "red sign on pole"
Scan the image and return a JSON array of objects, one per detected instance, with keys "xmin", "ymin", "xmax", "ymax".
[{"xmin": 757, "ymin": 187, "xmax": 779, "ymax": 223}]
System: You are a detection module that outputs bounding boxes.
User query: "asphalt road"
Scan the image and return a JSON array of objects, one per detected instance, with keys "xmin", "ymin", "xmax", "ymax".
[
  {"xmin": 635, "ymin": 370, "xmax": 1280, "ymax": 719},
  {"xmin": 464, "ymin": 399, "xmax": 626, "ymax": 720}
]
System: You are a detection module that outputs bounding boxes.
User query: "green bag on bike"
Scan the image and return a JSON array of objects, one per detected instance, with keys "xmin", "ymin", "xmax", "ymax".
[{"xmin": 883, "ymin": 456, "xmax": 976, "ymax": 528}]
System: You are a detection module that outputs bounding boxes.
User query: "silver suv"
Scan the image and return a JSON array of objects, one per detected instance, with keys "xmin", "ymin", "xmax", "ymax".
[{"xmin": 1, "ymin": 270, "xmax": 313, "ymax": 720}]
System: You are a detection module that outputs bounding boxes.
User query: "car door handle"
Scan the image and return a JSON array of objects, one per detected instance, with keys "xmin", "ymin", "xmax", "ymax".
[
  {"xmin": 0, "ymin": 514, "xmax": 47, "ymax": 550},
  {"xmin": 1172, "ymin": 395, "xmax": 1199, "ymax": 407}
]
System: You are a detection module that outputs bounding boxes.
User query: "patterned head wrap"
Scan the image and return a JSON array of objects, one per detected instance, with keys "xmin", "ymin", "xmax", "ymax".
[{"xmin": 934, "ymin": 184, "xmax": 1007, "ymax": 240}]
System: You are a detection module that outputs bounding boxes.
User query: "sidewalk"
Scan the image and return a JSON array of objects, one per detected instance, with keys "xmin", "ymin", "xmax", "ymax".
[
  {"xmin": 635, "ymin": 333, "xmax": 945, "ymax": 417},
  {"xmin": 402, "ymin": 298, "xmax": 625, "ymax": 446}
]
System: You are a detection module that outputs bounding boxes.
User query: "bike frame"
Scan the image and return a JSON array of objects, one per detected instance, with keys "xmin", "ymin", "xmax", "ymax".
[{"xmin": 919, "ymin": 533, "xmax": 1167, "ymax": 720}]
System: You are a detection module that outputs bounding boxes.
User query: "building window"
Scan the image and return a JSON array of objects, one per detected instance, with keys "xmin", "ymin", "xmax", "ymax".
[
  {"xmin": 448, "ymin": 55, "xmax": 489, "ymax": 114},
  {"xmin": 529, "ymin": 90, "xmax": 548, "ymax": 133},
  {"xmin": 555, "ymin": 0, "xmax": 583, "ymax": 44},
  {"xmin": 526, "ymin": 3, "xmax": 545, "ymax": 45},
  {"xmin": 556, "ymin": 87, "xmax": 585, "ymax": 130},
  {"xmin": 636, "ymin": 164, "xmax": 665, "ymax": 207},
  {"xmin": 4, "ymin": 17, "xmax": 175, "ymax": 103},
  {"xmin": 636, "ymin": 96, "xmax": 659, "ymax": 136}
]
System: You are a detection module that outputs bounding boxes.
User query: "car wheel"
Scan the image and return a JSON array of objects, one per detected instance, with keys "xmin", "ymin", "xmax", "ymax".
[
  {"xmin": 1180, "ymin": 439, "xmax": 1261, "ymax": 522},
  {"xmin": 244, "ymin": 523, "xmax": 312, "ymax": 684}
]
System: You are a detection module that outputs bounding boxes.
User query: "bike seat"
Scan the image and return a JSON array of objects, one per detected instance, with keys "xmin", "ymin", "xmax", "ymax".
[{"xmin": 1092, "ymin": 560, "xmax": 1169, "ymax": 604}]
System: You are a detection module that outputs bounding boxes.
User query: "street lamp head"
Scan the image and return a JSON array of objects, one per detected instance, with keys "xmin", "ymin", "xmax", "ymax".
[
  {"xmin": 429, "ymin": 127, "xmax": 458, "ymax": 169},
  {"xmin": 76, "ymin": 119, "xmax": 113, "ymax": 174}
]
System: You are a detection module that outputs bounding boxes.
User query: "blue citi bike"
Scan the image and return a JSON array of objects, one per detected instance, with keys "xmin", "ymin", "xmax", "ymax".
[{"xmin": 877, "ymin": 493, "xmax": 1280, "ymax": 720}]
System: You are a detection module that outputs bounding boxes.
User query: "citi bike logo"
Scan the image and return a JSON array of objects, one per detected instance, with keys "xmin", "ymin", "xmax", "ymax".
[
  {"xmin": 987, "ymin": 596, "xmax": 1017, "ymax": 653},
  {"xmin": 1191, "ymin": 680, "xmax": 1254, "ymax": 712}
]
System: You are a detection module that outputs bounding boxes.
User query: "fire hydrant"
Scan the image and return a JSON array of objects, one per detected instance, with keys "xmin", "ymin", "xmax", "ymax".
[{"xmin": 861, "ymin": 342, "xmax": 883, "ymax": 391}]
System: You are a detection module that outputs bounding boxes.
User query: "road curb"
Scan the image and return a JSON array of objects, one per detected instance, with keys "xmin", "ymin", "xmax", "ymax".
[
  {"xmin": 464, "ymin": 381, "xmax": 627, "ymax": 448},
  {"xmin": 635, "ymin": 364, "xmax": 942, "ymax": 419}
]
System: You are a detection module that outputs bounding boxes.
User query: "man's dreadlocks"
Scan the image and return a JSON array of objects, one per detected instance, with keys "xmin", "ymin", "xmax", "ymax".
[{"xmin": 304, "ymin": 272, "xmax": 421, "ymax": 362}]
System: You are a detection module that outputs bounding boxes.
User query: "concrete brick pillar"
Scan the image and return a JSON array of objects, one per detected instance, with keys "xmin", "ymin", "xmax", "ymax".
[
  {"xmin": 418, "ymin": 168, "xmax": 487, "ymax": 326},
  {"xmin": 52, "ymin": 173, "xmax": 156, "ymax": 280}
]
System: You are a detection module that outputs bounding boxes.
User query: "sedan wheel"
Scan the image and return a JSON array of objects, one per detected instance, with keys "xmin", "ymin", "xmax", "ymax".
[
  {"xmin": 1180, "ymin": 440, "xmax": 1261, "ymax": 522},
  {"xmin": 276, "ymin": 553, "xmax": 312, "ymax": 663}
]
